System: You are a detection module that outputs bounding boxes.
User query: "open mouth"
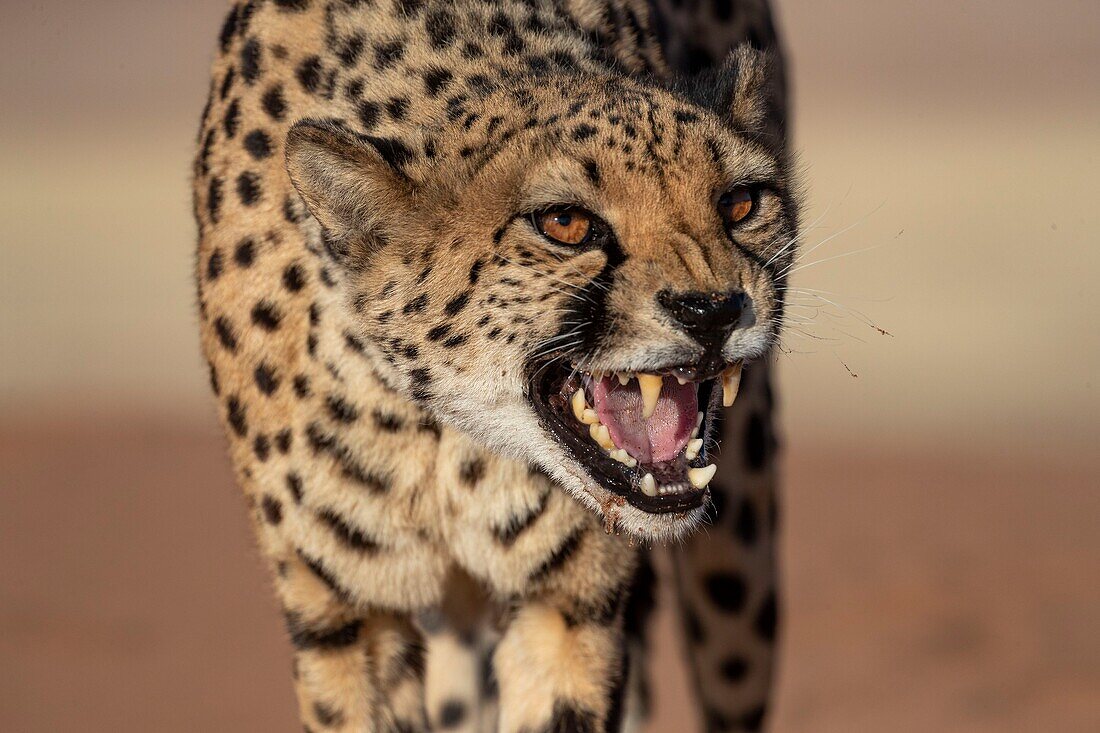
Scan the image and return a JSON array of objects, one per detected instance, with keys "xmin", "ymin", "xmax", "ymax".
[{"xmin": 528, "ymin": 359, "xmax": 744, "ymax": 514}]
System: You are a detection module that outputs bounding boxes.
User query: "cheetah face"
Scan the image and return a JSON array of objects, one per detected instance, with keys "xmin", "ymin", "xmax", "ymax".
[{"xmin": 287, "ymin": 49, "xmax": 797, "ymax": 539}]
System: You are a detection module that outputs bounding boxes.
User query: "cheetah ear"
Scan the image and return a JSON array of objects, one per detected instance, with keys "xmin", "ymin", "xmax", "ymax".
[
  {"xmin": 285, "ymin": 119, "xmax": 417, "ymax": 266},
  {"xmin": 686, "ymin": 44, "xmax": 785, "ymax": 149}
]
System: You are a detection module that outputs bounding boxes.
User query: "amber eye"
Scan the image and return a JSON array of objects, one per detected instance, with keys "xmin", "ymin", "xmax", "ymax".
[
  {"xmin": 718, "ymin": 186, "xmax": 755, "ymax": 227},
  {"xmin": 533, "ymin": 207, "xmax": 594, "ymax": 246}
]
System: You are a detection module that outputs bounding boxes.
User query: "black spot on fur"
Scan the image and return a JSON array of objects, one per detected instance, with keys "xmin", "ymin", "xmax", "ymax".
[
  {"xmin": 317, "ymin": 508, "xmax": 380, "ymax": 552},
  {"xmin": 297, "ymin": 550, "xmax": 354, "ymax": 603},
  {"xmin": 458, "ymin": 457, "xmax": 484, "ymax": 487},
  {"xmin": 254, "ymin": 362, "xmax": 280, "ymax": 395},
  {"xmin": 720, "ymin": 655, "xmax": 749, "ymax": 683},
  {"xmin": 214, "ymin": 316, "xmax": 238, "ymax": 352},
  {"xmin": 313, "ymin": 701, "xmax": 344, "ymax": 728},
  {"xmin": 297, "ymin": 56, "xmax": 323, "ymax": 93},
  {"xmin": 236, "ymin": 171, "xmax": 262, "ymax": 206},
  {"xmin": 337, "ymin": 34, "xmax": 365, "ymax": 66},
  {"xmin": 365, "ymin": 135, "xmax": 415, "ymax": 169},
  {"xmin": 684, "ymin": 607, "xmax": 705, "ymax": 644},
  {"xmin": 425, "ymin": 9, "xmax": 457, "ymax": 49},
  {"xmin": 286, "ymin": 472, "xmax": 304, "ymax": 503},
  {"xmin": 371, "ymin": 410, "xmax": 404, "ymax": 432},
  {"xmin": 528, "ymin": 528, "xmax": 584, "ymax": 584},
  {"xmin": 283, "ymin": 263, "xmax": 306, "ymax": 291},
  {"xmin": 219, "ymin": 67, "xmax": 235, "ymax": 100},
  {"xmin": 283, "ymin": 194, "xmax": 307, "ymax": 224},
  {"xmin": 207, "ymin": 177, "xmax": 224, "ymax": 222},
  {"xmin": 357, "ymin": 100, "xmax": 381, "ymax": 129},
  {"xmin": 262, "ymin": 84, "xmax": 287, "ymax": 120},
  {"xmin": 285, "ymin": 612, "xmax": 360, "ymax": 651},
  {"xmin": 251, "ymin": 301, "xmax": 281, "ymax": 330},
  {"xmin": 206, "ymin": 249, "xmax": 224, "ymax": 280},
  {"xmin": 394, "ymin": 0, "xmax": 425, "ymax": 16},
  {"xmin": 740, "ymin": 704, "xmax": 767, "ymax": 731},
  {"xmin": 754, "ymin": 591, "xmax": 777, "ymax": 641},
  {"xmin": 427, "ymin": 324, "xmax": 450, "ymax": 342},
  {"xmin": 239, "ymin": 38, "xmax": 262, "ymax": 84},
  {"xmin": 733, "ymin": 497, "xmax": 758, "ymax": 545},
  {"xmin": 219, "ymin": 6, "xmax": 240, "ymax": 53},
  {"xmin": 261, "ymin": 495, "xmax": 283, "ymax": 524},
  {"xmin": 540, "ymin": 704, "xmax": 597, "ymax": 733},
  {"xmin": 326, "ymin": 394, "xmax": 360, "ymax": 423},
  {"xmin": 442, "ymin": 334, "xmax": 468, "ymax": 348},
  {"xmin": 745, "ymin": 412, "xmax": 769, "ymax": 470},
  {"xmin": 403, "ymin": 293, "xmax": 429, "ymax": 314},
  {"xmin": 293, "ymin": 374, "xmax": 311, "ymax": 398},
  {"xmin": 386, "ymin": 96, "xmax": 410, "ymax": 121},
  {"xmin": 582, "ymin": 158, "xmax": 601, "ymax": 186},
  {"xmin": 226, "ymin": 396, "xmax": 248, "ymax": 437},
  {"xmin": 234, "ymin": 237, "xmax": 255, "ymax": 267},
  {"xmin": 443, "ymin": 291, "xmax": 471, "ymax": 316},
  {"xmin": 711, "ymin": 0, "xmax": 735, "ymax": 22},
  {"xmin": 423, "ymin": 67, "xmax": 453, "ymax": 97},
  {"xmin": 438, "ymin": 700, "xmax": 466, "ymax": 729},
  {"xmin": 275, "ymin": 429, "xmax": 292, "ymax": 453},
  {"xmin": 572, "ymin": 124, "xmax": 598, "ymax": 141},
  {"xmin": 492, "ymin": 491, "xmax": 548, "ymax": 546},
  {"xmin": 468, "ymin": 258, "xmax": 485, "ymax": 285},
  {"xmin": 305, "ymin": 422, "xmax": 391, "ymax": 493},
  {"xmin": 408, "ymin": 367, "xmax": 433, "ymax": 401},
  {"xmin": 275, "ymin": 0, "xmax": 310, "ymax": 10},
  {"xmin": 373, "ymin": 39, "xmax": 406, "ymax": 69},
  {"xmin": 704, "ymin": 572, "xmax": 748, "ymax": 614},
  {"xmin": 243, "ymin": 129, "xmax": 273, "ymax": 160}
]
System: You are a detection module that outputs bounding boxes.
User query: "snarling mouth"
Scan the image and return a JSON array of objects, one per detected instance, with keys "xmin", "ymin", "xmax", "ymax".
[{"xmin": 528, "ymin": 359, "xmax": 744, "ymax": 514}]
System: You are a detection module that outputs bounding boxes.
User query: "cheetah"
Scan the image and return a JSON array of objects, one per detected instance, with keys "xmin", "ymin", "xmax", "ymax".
[{"xmin": 193, "ymin": 1, "xmax": 795, "ymax": 730}]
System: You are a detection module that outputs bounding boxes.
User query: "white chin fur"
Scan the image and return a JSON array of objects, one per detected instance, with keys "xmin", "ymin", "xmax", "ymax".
[{"xmin": 438, "ymin": 372, "xmax": 707, "ymax": 543}]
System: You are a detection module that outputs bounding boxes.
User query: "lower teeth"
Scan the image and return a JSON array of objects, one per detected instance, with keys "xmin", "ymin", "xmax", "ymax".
[{"xmin": 567, "ymin": 375, "xmax": 717, "ymax": 499}]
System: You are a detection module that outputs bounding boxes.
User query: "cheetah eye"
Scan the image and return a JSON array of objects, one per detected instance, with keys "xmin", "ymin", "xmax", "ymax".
[
  {"xmin": 718, "ymin": 186, "xmax": 755, "ymax": 228},
  {"xmin": 532, "ymin": 207, "xmax": 595, "ymax": 247}
]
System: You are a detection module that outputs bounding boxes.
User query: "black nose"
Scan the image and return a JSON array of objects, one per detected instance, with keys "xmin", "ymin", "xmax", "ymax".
[{"xmin": 657, "ymin": 289, "xmax": 747, "ymax": 345}]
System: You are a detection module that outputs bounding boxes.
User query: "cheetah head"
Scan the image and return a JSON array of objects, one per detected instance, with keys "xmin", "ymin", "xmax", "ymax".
[{"xmin": 286, "ymin": 46, "xmax": 798, "ymax": 541}]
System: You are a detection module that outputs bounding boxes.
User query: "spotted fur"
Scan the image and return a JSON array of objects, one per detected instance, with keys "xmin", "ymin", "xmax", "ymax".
[{"xmin": 194, "ymin": 1, "xmax": 794, "ymax": 730}]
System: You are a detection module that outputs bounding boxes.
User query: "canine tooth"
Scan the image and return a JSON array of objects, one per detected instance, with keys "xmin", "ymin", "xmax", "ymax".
[
  {"xmin": 687, "ymin": 464, "xmax": 718, "ymax": 489},
  {"xmin": 691, "ymin": 411, "xmax": 704, "ymax": 439},
  {"xmin": 685, "ymin": 438, "xmax": 703, "ymax": 461},
  {"xmin": 571, "ymin": 389, "xmax": 587, "ymax": 422},
  {"xmin": 590, "ymin": 423, "xmax": 616, "ymax": 450},
  {"xmin": 617, "ymin": 371, "xmax": 632, "ymax": 386},
  {"xmin": 637, "ymin": 373, "xmax": 663, "ymax": 419},
  {"xmin": 722, "ymin": 362, "xmax": 744, "ymax": 407},
  {"xmin": 581, "ymin": 408, "xmax": 600, "ymax": 425},
  {"xmin": 640, "ymin": 473, "xmax": 657, "ymax": 497}
]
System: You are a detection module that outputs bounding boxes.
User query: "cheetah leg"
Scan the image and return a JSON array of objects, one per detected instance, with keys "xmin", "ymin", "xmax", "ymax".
[
  {"xmin": 278, "ymin": 553, "xmax": 429, "ymax": 732},
  {"xmin": 491, "ymin": 534, "xmax": 638, "ymax": 733},
  {"xmin": 670, "ymin": 363, "xmax": 780, "ymax": 732},
  {"xmin": 418, "ymin": 571, "xmax": 501, "ymax": 733},
  {"xmin": 493, "ymin": 600, "xmax": 629, "ymax": 733}
]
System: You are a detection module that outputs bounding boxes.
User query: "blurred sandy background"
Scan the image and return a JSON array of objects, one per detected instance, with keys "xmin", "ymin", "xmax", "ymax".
[{"xmin": 1, "ymin": 1, "xmax": 1098, "ymax": 731}]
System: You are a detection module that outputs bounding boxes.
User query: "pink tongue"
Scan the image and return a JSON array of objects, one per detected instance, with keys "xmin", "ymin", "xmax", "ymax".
[{"xmin": 591, "ymin": 376, "xmax": 698, "ymax": 464}]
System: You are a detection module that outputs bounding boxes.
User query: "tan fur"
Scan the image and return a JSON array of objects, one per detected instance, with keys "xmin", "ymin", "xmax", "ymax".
[{"xmin": 194, "ymin": 0, "xmax": 793, "ymax": 730}]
